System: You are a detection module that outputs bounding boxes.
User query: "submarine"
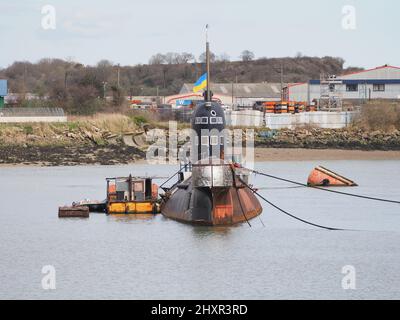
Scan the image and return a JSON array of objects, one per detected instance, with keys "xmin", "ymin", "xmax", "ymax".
[{"xmin": 160, "ymin": 30, "xmax": 263, "ymax": 226}]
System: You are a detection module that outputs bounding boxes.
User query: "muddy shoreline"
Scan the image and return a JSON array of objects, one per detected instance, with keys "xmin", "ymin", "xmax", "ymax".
[
  {"xmin": 0, "ymin": 144, "xmax": 146, "ymax": 166},
  {"xmin": 2, "ymin": 117, "xmax": 400, "ymax": 166},
  {"xmin": 1, "ymin": 144, "xmax": 400, "ymax": 167}
]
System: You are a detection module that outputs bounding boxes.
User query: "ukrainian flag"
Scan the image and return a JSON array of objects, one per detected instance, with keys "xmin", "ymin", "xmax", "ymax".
[{"xmin": 193, "ymin": 73, "xmax": 207, "ymax": 93}]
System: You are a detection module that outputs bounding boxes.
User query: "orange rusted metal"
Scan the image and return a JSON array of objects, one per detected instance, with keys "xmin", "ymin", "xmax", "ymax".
[{"xmin": 307, "ymin": 166, "xmax": 357, "ymax": 187}]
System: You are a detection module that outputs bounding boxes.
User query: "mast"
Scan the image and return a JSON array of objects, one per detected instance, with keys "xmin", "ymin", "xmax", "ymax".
[{"xmin": 205, "ymin": 24, "xmax": 211, "ymax": 102}]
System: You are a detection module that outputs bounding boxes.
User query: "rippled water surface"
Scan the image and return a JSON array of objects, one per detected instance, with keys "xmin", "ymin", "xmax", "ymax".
[{"xmin": 1, "ymin": 160, "xmax": 399, "ymax": 299}]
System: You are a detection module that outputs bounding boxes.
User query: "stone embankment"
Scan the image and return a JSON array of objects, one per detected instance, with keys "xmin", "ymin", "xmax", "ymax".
[{"xmin": 255, "ymin": 128, "xmax": 400, "ymax": 150}]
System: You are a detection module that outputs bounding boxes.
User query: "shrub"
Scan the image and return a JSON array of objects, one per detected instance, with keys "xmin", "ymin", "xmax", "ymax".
[
  {"xmin": 23, "ymin": 125, "xmax": 34, "ymax": 135},
  {"xmin": 354, "ymin": 102, "xmax": 400, "ymax": 131},
  {"xmin": 132, "ymin": 115, "xmax": 148, "ymax": 126}
]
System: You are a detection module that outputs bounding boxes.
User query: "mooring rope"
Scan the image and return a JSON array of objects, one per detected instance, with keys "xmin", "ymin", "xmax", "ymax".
[
  {"xmin": 240, "ymin": 179, "xmax": 349, "ymax": 231},
  {"xmin": 256, "ymin": 186, "xmax": 305, "ymax": 191},
  {"xmin": 235, "ymin": 187, "xmax": 252, "ymax": 228},
  {"xmin": 230, "ymin": 166, "xmax": 252, "ymax": 227},
  {"xmin": 249, "ymin": 169, "xmax": 400, "ymax": 205}
]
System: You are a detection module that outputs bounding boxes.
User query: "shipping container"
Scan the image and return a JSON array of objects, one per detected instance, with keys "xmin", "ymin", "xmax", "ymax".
[{"xmin": 0, "ymin": 80, "xmax": 7, "ymax": 97}]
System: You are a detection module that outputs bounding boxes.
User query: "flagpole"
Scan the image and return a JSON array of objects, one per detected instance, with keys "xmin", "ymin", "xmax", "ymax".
[{"xmin": 206, "ymin": 24, "xmax": 211, "ymax": 102}]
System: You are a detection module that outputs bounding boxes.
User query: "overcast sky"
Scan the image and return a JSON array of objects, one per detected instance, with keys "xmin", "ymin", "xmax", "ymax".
[{"xmin": 0, "ymin": 0, "xmax": 398, "ymax": 69}]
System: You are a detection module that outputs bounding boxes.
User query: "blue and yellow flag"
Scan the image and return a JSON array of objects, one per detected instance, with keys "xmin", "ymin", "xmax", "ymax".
[{"xmin": 193, "ymin": 73, "xmax": 207, "ymax": 93}]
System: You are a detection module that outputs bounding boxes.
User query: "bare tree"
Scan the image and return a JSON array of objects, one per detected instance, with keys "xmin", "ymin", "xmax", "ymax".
[
  {"xmin": 96, "ymin": 59, "xmax": 113, "ymax": 68},
  {"xmin": 199, "ymin": 51, "xmax": 216, "ymax": 63},
  {"xmin": 217, "ymin": 53, "xmax": 230, "ymax": 62},
  {"xmin": 240, "ymin": 50, "xmax": 255, "ymax": 62},
  {"xmin": 149, "ymin": 53, "xmax": 166, "ymax": 65},
  {"xmin": 164, "ymin": 52, "xmax": 180, "ymax": 64},
  {"xmin": 150, "ymin": 52, "xmax": 194, "ymax": 64},
  {"xmin": 177, "ymin": 52, "xmax": 195, "ymax": 64}
]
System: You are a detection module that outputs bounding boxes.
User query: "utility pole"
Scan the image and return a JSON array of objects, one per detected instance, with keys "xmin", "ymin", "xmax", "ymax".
[
  {"xmin": 64, "ymin": 71, "xmax": 68, "ymax": 91},
  {"xmin": 205, "ymin": 24, "xmax": 211, "ymax": 102},
  {"xmin": 117, "ymin": 64, "xmax": 120, "ymax": 88},
  {"xmin": 274, "ymin": 64, "xmax": 284, "ymax": 102},
  {"xmin": 22, "ymin": 64, "xmax": 27, "ymax": 101},
  {"xmin": 231, "ymin": 81, "xmax": 234, "ymax": 107},
  {"xmin": 162, "ymin": 67, "xmax": 167, "ymax": 89},
  {"xmin": 280, "ymin": 64, "xmax": 284, "ymax": 102},
  {"xmin": 235, "ymin": 74, "xmax": 238, "ymax": 109}
]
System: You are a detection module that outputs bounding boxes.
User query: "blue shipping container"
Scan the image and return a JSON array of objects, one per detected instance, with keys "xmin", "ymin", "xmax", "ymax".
[
  {"xmin": 176, "ymin": 99, "xmax": 192, "ymax": 106},
  {"xmin": 0, "ymin": 80, "xmax": 7, "ymax": 96}
]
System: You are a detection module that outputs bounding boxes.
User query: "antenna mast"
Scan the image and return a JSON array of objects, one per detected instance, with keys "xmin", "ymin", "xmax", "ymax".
[{"xmin": 205, "ymin": 24, "xmax": 211, "ymax": 101}]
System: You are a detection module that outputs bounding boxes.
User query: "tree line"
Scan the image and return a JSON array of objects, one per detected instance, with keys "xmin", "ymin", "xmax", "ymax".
[
  {"xmin": 148, "ymin": 50, "xmax": 255, "ymax": 64},
  {"xmin": 0, "ymin": 54, "xmax": 361, "ymax": 114}
]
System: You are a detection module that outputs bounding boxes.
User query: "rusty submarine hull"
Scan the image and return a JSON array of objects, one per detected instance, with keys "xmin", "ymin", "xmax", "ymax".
[{"xmin": 160, "ymin": 160, "xmax": 263, "ymax": 226}]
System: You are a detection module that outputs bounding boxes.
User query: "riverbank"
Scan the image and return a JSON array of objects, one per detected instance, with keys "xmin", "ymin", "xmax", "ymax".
[
  {"xmin": 254, "ymin": 148, "xmax": 400, "ymax": 161},
  {"xmin": 0, "ymin": 144, "xmax": 146, "ymax": 166},
  {"xmin": 2, "ymin": 113, "xmax": 400, "ymax": 166},
  {"xmin": 1, "ymin": 146, "xmax": 400, "ymax": 167},
  {"xmin": 255, "ymin": 127, "xmax": 400, "ymax": 150}
]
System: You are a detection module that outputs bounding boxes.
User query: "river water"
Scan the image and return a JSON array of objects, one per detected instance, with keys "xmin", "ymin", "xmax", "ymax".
[{"xmin": 0, "ymin": 160, "xmax": 399, "ymax": 300}]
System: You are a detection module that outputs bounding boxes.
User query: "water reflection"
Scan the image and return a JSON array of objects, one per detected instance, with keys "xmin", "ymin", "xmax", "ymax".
[
  {"xmin": 191, "ymin": 225, "xmax": 240, "ymax": 239},
  {"xmin": 107, "ymin": 213, "xmax": 158, "ymax": 223}
]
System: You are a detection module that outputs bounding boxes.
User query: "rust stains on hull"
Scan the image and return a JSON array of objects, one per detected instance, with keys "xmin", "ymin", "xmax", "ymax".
[{"xmin": 161, "ymin": 176, "xmax": 262, "ymax": 226}]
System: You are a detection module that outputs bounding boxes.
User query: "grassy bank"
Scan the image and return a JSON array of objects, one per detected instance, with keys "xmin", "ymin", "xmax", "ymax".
[
  {"xmin": 1, "ymin": 105, "xmax": 400, "ymax": 166},
  {"xmin": 0, "ymin": 113, "xmax": 142, "ymax": 147},
  {"xmin": 0, "ymin": 114, "xmax": 148, "ymax": 166}
]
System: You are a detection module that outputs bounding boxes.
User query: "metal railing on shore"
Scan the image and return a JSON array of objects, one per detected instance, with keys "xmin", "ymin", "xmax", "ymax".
[{"xmin": 0, "ymin": 107, "xmax": 65, "ymax": 117}]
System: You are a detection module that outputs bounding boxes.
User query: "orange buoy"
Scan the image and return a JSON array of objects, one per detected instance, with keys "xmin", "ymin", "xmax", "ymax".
[{"xmin": 307, "ymin": 166, "xmax": 358, "ymax": 187}]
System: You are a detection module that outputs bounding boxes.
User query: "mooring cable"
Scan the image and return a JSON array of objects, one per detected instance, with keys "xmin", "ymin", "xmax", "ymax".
[
  {"xmin": 235, "ymin": 187, "xmax": 252, "ymax": 228},
  {"xmin": 240, "ymin": 179, "xmax": 349, "ymax": 231},
  {"xmin": 248, "ymin": 169, "xmax": 400, "ymax": 205},
  {"xmin": 230, "ymin": 165, "xmax": 252, "ymax": 228},
  {"xmin": 256, "ymin": 186, "xmax": 305, "ymax": 191}
]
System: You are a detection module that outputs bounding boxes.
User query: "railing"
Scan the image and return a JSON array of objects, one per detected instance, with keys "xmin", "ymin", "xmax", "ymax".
[{"xmin": 0, "ymin": 107, "xmax": 65, "ymax": 117}]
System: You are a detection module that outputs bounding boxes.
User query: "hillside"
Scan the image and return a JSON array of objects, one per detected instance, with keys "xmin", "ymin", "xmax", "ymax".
[{"xmin": 0, "ymin": 56, "xmax": 362, "ymax": 114}]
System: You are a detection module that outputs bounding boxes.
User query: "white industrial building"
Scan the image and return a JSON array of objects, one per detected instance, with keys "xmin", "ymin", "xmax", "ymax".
[
  {"xmin": 178, "ymin": 82, "xmax": 283, "ymax": 107},
  {"xmin": 285, "ymin": 65, "xmax": 400, "ymax": 104}
]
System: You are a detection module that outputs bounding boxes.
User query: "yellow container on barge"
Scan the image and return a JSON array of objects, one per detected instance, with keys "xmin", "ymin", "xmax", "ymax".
[{"xmin": 106, "ymin": 175, "xmax": 160, "ymax": 214}]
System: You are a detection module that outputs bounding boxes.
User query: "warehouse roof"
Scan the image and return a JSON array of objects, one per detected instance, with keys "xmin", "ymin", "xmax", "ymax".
[
  {"xmin": 341, "ymin": 65, "xmax": 400, "ymax": 78},
  {"xmin": 286, "ymin": 65, "xmax": 400, "ymax": 89},
  {"xmin": 180, "ymin": 82, "xmax": 283, "ymax": 98},
  {"xmin": 340, "ymin": 65, "xmax": 400, "ymax": 80}
]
